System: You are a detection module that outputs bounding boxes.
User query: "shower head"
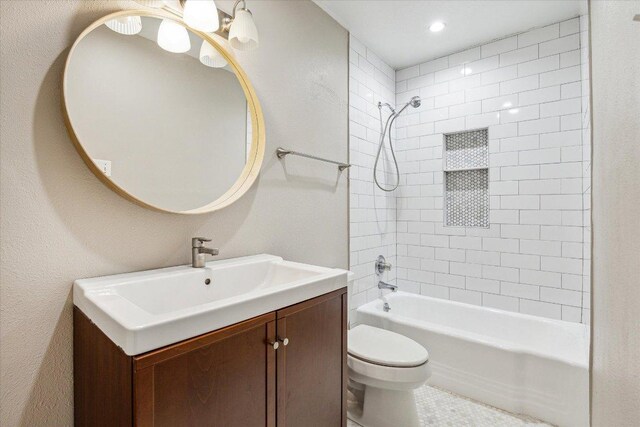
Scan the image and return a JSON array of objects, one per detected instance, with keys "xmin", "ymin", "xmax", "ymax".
[{"xmin": 394, "ymin": 95, "xmax": 421, "ymax": 116}]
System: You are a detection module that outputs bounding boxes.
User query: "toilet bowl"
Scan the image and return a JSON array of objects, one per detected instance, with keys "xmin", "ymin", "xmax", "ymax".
[{"xmin": 347, "ymin": 324, "xmax": 431, "ymax": 427}]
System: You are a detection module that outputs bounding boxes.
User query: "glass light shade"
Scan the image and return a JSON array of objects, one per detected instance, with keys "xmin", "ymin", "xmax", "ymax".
[
  {"xmin": 157, "ymin": 19, "xmax": 191, "ymax": 53},
  {"xmin": 199, "ymin": 41, "xmax": 228, "ymax": 68},
  {"xmin": 228, "ymin": 9, "xmax": 259, "ymax": 51},
  {"xmin": 105, "ymin": 16, "xmax": 142, "ymax": 35},
  {"xmin": 183, "ymin": 0, "xmax": 220, "ymax": 33}
]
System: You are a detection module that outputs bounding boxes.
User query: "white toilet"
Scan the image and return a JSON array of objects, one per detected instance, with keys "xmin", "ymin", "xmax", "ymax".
[{"xmin": 347, "ymin": 324, "xmax": 431, "ymax": 427}]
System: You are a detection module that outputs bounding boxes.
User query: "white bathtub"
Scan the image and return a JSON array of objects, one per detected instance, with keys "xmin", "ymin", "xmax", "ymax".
[{"xmin": 355, "ymin": 292, "xmax": 589, "ymax": 427}]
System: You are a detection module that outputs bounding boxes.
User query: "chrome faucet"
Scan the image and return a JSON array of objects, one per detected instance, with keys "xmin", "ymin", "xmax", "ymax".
[
  {"xmin": 192, "ymin": 237, "xmax": 219, "ymax": 268},
  {"xmin": 378, "ymin": 281, "xmax": 397, "ymax": 292}
]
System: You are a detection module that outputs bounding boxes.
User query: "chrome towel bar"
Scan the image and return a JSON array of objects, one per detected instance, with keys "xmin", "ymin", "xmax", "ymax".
[{"xmin": 276, "ymin": 147, "xmax": 351, "ymax": 171}]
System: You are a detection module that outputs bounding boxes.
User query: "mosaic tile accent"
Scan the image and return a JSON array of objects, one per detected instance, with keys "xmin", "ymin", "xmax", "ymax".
[
  {"xmin": 347, "ymin": 384, "xmax": 552, "ymax": 427},
  {"xmin": 445, "ymin": 129, "xmax": 489, "ymax": 170},
  {"xmin": 444, "ymin": 129, "xmax": 490, "ymax": 228},
  {"xmin": 445, "ymin": 169, "xmax": 489, "ymax": 228}
]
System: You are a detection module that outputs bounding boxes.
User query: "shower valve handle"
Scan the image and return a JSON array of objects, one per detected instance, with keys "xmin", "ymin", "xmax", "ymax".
[{"xmin": 375, "ymin": 255, "xmax": 392, "ymax": 275}]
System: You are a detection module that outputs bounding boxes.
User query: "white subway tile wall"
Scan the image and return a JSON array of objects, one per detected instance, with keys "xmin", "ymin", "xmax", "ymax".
[
  {"xmin": 393, "ymin": 17, "xmax": 591, "ymax": 323},
  {"xmin": 348, "ymin": 35, "xmax": 398, "ymax": 321},
  {"xmin": 349, "ymin": 17, "xmax": 590, "ymax": 324}
]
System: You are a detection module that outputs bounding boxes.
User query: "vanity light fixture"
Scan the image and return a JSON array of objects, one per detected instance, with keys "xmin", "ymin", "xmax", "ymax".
[
  {"xmin": 105, "ymin": 16, "xmax": 142, "ymax": 35},
  {"xmin": 225, "ymin": 0, "xmax": 259, "ymax": 51},
  {"xmin": 157, "ymin": 19, "xmax": 191, "ymax": 53},
  {"xmin": 134, "ymin": 0, "xmax": 260, "ymax": 51},
  {"xmin": 183, "ymin": 0, "xmax": 220, "ymax": 33},
  {"xmin": 429, "ymin": 21, "xmax": 446, "ymax": 32},
  {"xmin": 199, "ymin": 41, "xmax": 228, "ymax": 68}
]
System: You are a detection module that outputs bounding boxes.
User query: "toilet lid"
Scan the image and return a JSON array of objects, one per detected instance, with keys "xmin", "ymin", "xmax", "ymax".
[{"xmin": 348, "ymin": 325, "xmax": 429, "ymax": 368}]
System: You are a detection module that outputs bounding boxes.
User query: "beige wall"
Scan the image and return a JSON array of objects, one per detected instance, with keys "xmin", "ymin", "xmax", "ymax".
[
  {"xmin": 590, "ymin": 1, "xmax": 640, "ymax": 425},
  {"xmin": 0, "ymin": 0, "xmax": 348, "ymax": 425}
]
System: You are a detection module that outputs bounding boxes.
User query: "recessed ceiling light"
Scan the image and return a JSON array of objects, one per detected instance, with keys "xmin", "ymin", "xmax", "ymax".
[{"xmin": 429, "ymin": 22, "xmax": 446, "ymax": 32}]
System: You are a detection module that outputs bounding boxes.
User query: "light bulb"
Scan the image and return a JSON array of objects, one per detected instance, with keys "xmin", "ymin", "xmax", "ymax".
[
  {"xmin": 229, "ymin": 9, "xmax": 259, "ymax": 51},
  {"xmin": 157, "ymin": 19, "xmax": 191, "ymax": 53},
  {"xmin": 183, "ymin": 0, "xmax": 220, "ymax": 33},
  {"xmin": 199, "ymin": 41, "xmax": 228, "ymax": 68},
  {"xmin": 105, "ymin": 16, "xmax": 142, "ymax": 35}
]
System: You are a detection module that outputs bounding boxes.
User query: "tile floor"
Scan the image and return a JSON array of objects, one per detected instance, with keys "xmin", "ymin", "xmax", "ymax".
[{"xmin": 347, "ymin": 384, "xmax": 553, "ymax": 427}]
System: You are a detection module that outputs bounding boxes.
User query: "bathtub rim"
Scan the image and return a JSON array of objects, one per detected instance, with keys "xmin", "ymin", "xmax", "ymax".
[{"xmin": 356, "ymin": 292, "xmax": 590, "ymax": 369}]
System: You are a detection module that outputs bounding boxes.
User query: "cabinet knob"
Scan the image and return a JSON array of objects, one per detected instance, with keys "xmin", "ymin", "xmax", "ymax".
[
  {"xmin": 267, "ymin": 340, "xmax": 279, "ymax": 350},
  {"xmin": 278, "ymin": 337, "xmax": 289, "ymax": 346}
]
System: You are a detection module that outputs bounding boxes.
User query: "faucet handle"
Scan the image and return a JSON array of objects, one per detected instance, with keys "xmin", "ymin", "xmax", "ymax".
[
  {"xmin": 192, "ymin": 237, "xmax": 212, "ymax": 247},
  {"xmin": 375, "ymin": 255, "xmax": 392, "ymax": 275}
]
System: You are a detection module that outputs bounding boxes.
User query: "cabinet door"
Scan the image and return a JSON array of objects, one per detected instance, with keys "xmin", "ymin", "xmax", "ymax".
[
  {"xmin": 276, "ymin": 289, "xmax": 347, "ymax": 427},
  {"xmin": 133, "ymin": 313, "xmax": 277, "ymax": 427}
]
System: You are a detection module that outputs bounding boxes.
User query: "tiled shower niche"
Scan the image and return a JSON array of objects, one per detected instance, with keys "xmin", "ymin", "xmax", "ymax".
[{"xmin": 444, "ymin": 129, "xmax": 489, "ymax": 228}]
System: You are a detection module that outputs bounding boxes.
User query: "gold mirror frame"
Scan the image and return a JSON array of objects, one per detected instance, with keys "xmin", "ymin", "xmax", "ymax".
[{"xmin": 62, "ymin": 9, "xmax": 265, "ymax": 214}]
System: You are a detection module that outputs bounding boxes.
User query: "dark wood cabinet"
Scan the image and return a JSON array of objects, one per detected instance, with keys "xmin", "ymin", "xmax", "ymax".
[
  {"xmin": 133, "ymin": 314, "xmax": 277, "ymax": 427},
  {"xmin": 276, "ymin": 291, "xmax": 347, "ymax": 427},
  {"xmin": 74, "ymin": 288, "xmax": 347, "ymax": 427}
]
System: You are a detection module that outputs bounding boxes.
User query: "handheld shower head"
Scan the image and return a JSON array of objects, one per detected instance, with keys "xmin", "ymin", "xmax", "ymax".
[
  {"xmin": 379, "ymin": 96, "xmax": 421, "ymax": 117},
  {"xmin": 373, "ymin": 93, "xmax": 420, "ymax": 192},
  {"xmin": 394, "ymin": 95, "xmax": 422, "ymax": 116}
]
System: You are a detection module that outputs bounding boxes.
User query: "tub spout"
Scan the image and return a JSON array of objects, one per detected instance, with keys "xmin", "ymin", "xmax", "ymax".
[{"xmin": 378, "ymin": 281, "xmax": 397, "ymax": 292}]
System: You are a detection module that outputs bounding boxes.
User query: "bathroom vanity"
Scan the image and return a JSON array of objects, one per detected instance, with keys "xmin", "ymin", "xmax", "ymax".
[
  {"xmin": 66, "ymin": 9, "xmax": 350, "ymax": 424},
  {"xmin": 73, "ymin": 255, "xmax": 349, "ymax": 426}
]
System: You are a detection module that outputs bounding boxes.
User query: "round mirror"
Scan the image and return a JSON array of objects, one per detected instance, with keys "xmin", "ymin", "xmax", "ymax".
[{"xmin": 63, "ymin": 10, "xmax": 265, "ymax": 214}]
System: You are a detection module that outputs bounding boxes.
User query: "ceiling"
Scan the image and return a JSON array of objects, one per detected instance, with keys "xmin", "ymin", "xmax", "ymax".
[{"xmin": 314, "ymin": 0, "xmax": 587, "ymax": 69}]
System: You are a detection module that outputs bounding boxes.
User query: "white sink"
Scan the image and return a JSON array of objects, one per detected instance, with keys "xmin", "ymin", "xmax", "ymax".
[{"xmin": 74, "ymin": 254, "xmax": 350, "ymax": 355}]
